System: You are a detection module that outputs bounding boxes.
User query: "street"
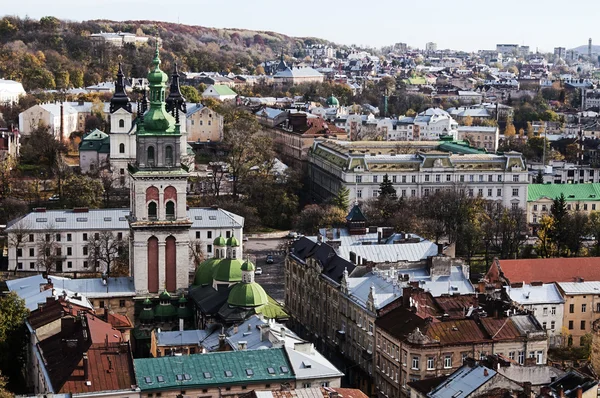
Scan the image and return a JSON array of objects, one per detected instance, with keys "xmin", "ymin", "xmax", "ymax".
[{"xmin": 243, "ymin": 238, "xmax": 287, "ymax": 304}]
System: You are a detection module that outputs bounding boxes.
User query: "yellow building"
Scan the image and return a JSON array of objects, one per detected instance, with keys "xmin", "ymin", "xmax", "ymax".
[
  {"xmin": 186, "ymin": 104, "xmax": 223, "ymax": 143},
  {"xmin": 527, "ymin": 183, "xmax": 600, "ymax": 224},
  {"xmin": 557, "ymin": 281, "xmax": 600, "ymax": 346}
]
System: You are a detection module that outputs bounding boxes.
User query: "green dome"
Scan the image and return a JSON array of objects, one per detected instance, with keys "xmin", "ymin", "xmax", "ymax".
[
  {"xmin": 213, "ymin": 235, "xmax": 227, "ymax": 247},
  {"xmin": 212, "ymin": 258, "xmax": 244, "ymax": 283},
  {"xmin": 193, "ymin": 257, "xmax": 222, "ymax": 286},
  {"xmin": 177, "ymin": 297, "xmax": 192, "ymax": 319},
  {"xmin": 226, "ymin": 236, "xmax": 239, "ymax": 247},
  {"xmin": 228, "ymin": 282, "xmax": 268, "ymax": 307},
  {"xmin": 143, "ymin": 298, "xmax": 152, "ymax": 305},
  {"xmin": 147, "ymin": 43, "xmax": 168, "ymax": 85},
  {"xmin": 326, "ymin": 95, "xmax": 340, "ymax": 107},
  {"xmin": 241, "ymin": 259, "xmax": 255, "ymax": 272},
  {"xmin": 140, "ymin": 307, "xmax": 155, "ymax": 322},
  {"xmin": 159, "ymin": 290, "xmax": 172, "ymax": 300},
  {"xmin": 154, "ymin": 301, "xmax": 177, "ymax": 320}
]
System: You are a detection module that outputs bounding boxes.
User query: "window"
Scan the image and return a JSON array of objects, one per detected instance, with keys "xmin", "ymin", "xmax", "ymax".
[
  {"xmin": 321, "ymin": 382, "xmax": 330, "ymax": 388},
  {"xmin": 551, "ymin": 321, "xmax": 555, "ymax": 330},
  {"xmin": 373, "ymin": 175, "xmax": 378, "ymax": 183},
  {"xmin": 584, "ymin": 204, "xmax": 588, "ymax": 211},
  {"xmin": 411, "ymin": 189, "xmax": 416, "ymax": 197},
  {"xmin": 536, "ymin": 351, "xmax": 543, "ymax": 364},
  {"xmin": 446, "ymin": 174, "xmax": 451, "ymax": 182},
  {"xmin": 67, "ymin": 233, "xmax": 72, "ymax": 241},
  {"xmin": 444, "ymin": 355, "xmax": 452, "ymax": 369},
  {"xmin": 512, "ymin": 188, "xmax": 519, "ymax": 197},
  {"xmin": 518, "ymin": 351, "xmax": 524, "ymax": 365},
  {"xmin": 488, "ymin": 175, "xmax": 493, "ymax": 182},
  {"xmin": 30, "ymin": 262, "xmax": 35, "ymax": 269},
  {"xmin": 29, "ymin": 234, "xmax": 34, "ymax": 242},
  {"xmin": 468, "ymin": 188, "xmax": 473, "ymax": 197},
  {"xmin": 462, "ymin": 353, "xmax": 468, "ymax": 363},
  {"xmin": 99, "ymin": 300, "xmax": 105, "ymax": 308},
  {"xmin": 435, "ymin": 174, "xmax": 441, "ymax": 182},
  {"xmin": 357, "ymin": 189, "xmax": 362, "ymax": 198},
  {"xmin": 488, "ymin": 189, "xmax": 492, "ymax": 197},
  {"xmin": 355, "ymin": 175, "xmax": 362, "ymax": 183},
  {"xmin": 427, "ymin": 357, "xmax": 435, "ymax": 370},
  {"xmin": 513, "ymin": 175, "xmax": 519, "ymax": 182},
  {"xmin": 402, "ymin": 176, "xmax": 406, "ymax": 183},
  {"xmin": 119, "ymin": 119, "xmax": 125, "ymax": 128},
  {"xmin": 543, "ymin": 322, "xmax": 547, "ymax": 329},
  {"xmin": 497, "ymin": 188, "xmax": 502, "ymax": 196},
  {"xmin": 17, "ymin": 262, "xmax": 22, "ymax": 269},
  {"xmin": 67, "ymin": 261, "xmax": 72, "ymax": 268},
  {"xmin": 509, "ymin": 351, "xmax": 515, "ymax": 360},
  {"xmin": 402, "ymin": 351, "xmax": 407, "ymax": 366},
  {"xmin": 551, "ymin": 307, "xmax": 556, "ymax": 315},
  {"xmin": 16, "ymin": 248, "xmax": 22, "ymax": 257},
  {"xmin": 166, "ymin": 201, "xmax": 175, "ymax": 220},
  {"xmin": 392, "ymin": 175, "xmax": 397, "ymax": 183},
  {"xmin": 148, "ymin": 202, "xmax": 157, "ymax": 220},
  {"xmin": 582, "ymin": 304, "xmax": 587, "ymax": 313},
  {"xmin": 478, "ymin": 188, "xmax": 483, "ymax": 197},
  {"xmin": 498, "ymin": 175, "xmax": 503, "ymax": 182},
  {"xmin": 29, "ymin": 248, "xmax": 34, "ymax": 257},
  {"xmin": 411, "ymin": 175, "xmax": 416, "ymax": 183},
  {"xmin": 425, "ymin": 175, "xmax": 430, "ymax": 182},
  {"xmin": 207, "ymin": 231, "xmax": 212, "ymax": 239},
  {"xmin": 119, "ymin": 143, "xmax": 125, "ymax": 153},
  {"xmin": 56, "ymin": 233, "xmax": 61, "ymax": 242},
  {"xmin": 303, "ymin": 383, "xmax": 311, "ymax": 388},
  {"xmin": 165, "ymin": 146, "xmax": 174, "ymax": 166},
  {"xmin": 543, "ymin": 307, "xmax": 548, "ymax": 315},
  {"xmin": 207, "ymin": 244, "xmax": 212, "ymax": 253},
  {"xmin": 569, "ymin": 320, "xmax": 574, "ymax": 330},
  {"xmin": 581, "ymin": 320, "xmax": 586, "ymax": 330},
  {"xmin": 533, "ymin": 204, "xmax": 538, "ymax": 211},
  {"xmin": 469, "ymin": 175, "xmax": 474, "ymax": 182},
  {"xmin": 570, "ymin": 304, "xmax": 575, "ymax": 313},
  {"xmin": 480, "ymin": 352, "xmax": 486, "ymax": 360},
  {"xmin": 83, "ymin": 233, "xmax": 88, "ymax": 241},
  {"xmin": 147, "ymin": 146, "xmax": 155, "ymax": 166},
  {"xmin": 459, "ymin": 175, "xmax": 465, "ymax": 182},
  {"xmin": 411, "ymin": 356, "xmax": 419, "ymax": 370},
  {"xmin": 479, "ymin": 175, "xmax": 484, "ymax": 182},
  {"xmin": 83, "ymin": 247, "xmax": 88, "ymax": 256},
  {"xmin": 67, "ymin": 247, "xmax": 72, "ymax": 256}
]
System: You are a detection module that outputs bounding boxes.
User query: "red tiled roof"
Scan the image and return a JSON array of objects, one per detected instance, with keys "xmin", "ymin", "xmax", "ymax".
[
  {"xmin": 496, "ymin": 258, "xmax": 600, "ymax": 284},
  {"xmin": 108, "ymin": 312, "xmax": 133, "ymax": 329},
  {"xmin": 86, "ymin": 313, "xmax": 123, "ymax": 343},
  {"xmin": 28, "ymin": 298, "xmax": 90, "ymax": 329},
  {"xmin": 426, "ymin": 319, "xmax": 488, "ymax": 345}
]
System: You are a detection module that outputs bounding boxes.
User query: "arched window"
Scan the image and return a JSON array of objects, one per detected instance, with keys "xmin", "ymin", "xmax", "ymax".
[
  {"xmin": 119, "ymin": 143, "xmax": 125, "ymax": 153},
  {"xmin": 148, "ymin": 202, "xmax": 157, "ymax": 220},
  {"xmin": 147, "ymin": 146, "xmax": 155, "ymax": 166},
  {"xmin": 166, "ymin": 201, "xmax": 175, "ymax": 220},
  {"xmin": 165, "ymin": 146, "xmax": 173, "ymax": 166},
  {"xmin": 119, "ymin": 119, "xmax": 125, "ymax": 128}
]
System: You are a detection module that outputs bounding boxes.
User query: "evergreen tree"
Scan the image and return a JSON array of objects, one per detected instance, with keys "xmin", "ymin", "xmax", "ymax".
[
  {"xmin": 331, "ymin": 186, "xmax": 350, "ymax": 211},
  {"xmin": 550, "ymin": 193, "xmax": 569, "ymax": 256},
  {"xmin": 534, "ymin": 170, "xmax": 544, "ymax": 184},
  {"xmin": 379, "ymin": 174, "xmax": 396, "ymax": 198}
]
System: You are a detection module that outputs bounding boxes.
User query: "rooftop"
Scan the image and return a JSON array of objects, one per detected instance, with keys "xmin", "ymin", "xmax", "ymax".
[
  {"xmin": 528, "ymin": 183, "xmax": 600, "ymax": 202},
  {"xmin": 492, "ymin": 257, "xmax": 600, "ymax": 284},
  {"xmin": 557, "ymin": 281, "xmax": 600, "ymax": 294},
  {"xmin": 507, "ymin": 283, "xmax": 564, "ymax": 305},
  {"xmin": 427, "ymin": 364, "xmax": 496, "ymax": 398}
]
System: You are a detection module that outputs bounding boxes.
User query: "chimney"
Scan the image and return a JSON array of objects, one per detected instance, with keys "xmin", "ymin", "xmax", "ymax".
[
  {"xmin": 233, "ymin": 325, "xmax": 238, "ymax": 334},
  {"xmin": 238, "ymin": 341, "xmax": 247, "ymax": 351},
  {"xmin": 83, "ymin": 352, "xmax": 89, "ymax": 379},
  {"xmin": 483, "ymin": 368, "xmax": 489, "ymax": 377},
  {"xmin": 247, "ymin": 323, "xmax": 252, "ymax": 332},
  {"xmin": 280, "ymin": 327, "xmax": 285, "ymax": 338},
  {"xmin": 576, "ymin": 387, "xmax": 583, "ymax": 398},
  {"xmin": 523, "ymin": 382, "xmax": 532, "ymax": 397},
  {"xmin": 259, "ymin": 324, "xmax": 270, "ymax": 342},
  {"xmin": 558, "ymin": 387, "xmax": 564, "ymax": 398},
  {"xmin": 218, "ymin": 333, "xmax": 226, "ymax": 349}
]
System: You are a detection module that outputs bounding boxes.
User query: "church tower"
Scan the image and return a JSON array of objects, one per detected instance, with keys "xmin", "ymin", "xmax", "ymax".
[
  {"xmin": 109, "ymin": 63, "xmax": 136, "ymax": 186},
  {"xmin": 128, "ymin": 42, "xmax": 192, "ymax": 296}
]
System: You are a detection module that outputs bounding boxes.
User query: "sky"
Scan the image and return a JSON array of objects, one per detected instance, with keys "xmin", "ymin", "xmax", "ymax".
[{"xmin": 3, "ymin": 0, "xmax": 600, "ymax": 53}]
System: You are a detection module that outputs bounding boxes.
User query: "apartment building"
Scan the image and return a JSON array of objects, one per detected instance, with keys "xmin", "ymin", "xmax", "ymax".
[
  {"xmin": 527, "ymin": 183, "xmax": 600, "ymax": 224},
  {"xmin": 557, "ymin": 281, "xmax": 600, "ymax": 347},
  {"xmin": 529, "ymin": 161, "xmax": 600, "ymax": 184},
  {"xmin": 186, "ymin": 104, "xmax": 224, "ymax": 143},
  {"xmin": 456, "ymin": 126, "xmax": 499, "ymax": 152},
  {"xmin": 6, "ymin": 207, "xmax": 244, "ymax": 274},
  {"xmin": 375, "ymin": 306, "xmax": 547, "ymax": 398},
  {"xmin": 308, "ymin": 140, "xmax": 528, "ymax": 209}
]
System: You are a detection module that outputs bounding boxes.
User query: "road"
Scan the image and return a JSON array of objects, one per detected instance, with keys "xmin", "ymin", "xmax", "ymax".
[{"xmin": 243, "ymin": 238, "xmax": 287, "ymax": 304}]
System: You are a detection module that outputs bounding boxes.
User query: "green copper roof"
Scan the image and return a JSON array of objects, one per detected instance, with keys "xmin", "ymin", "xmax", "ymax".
[
  {"xmin": 213, "ymin": 235, "xmax": 227, "ymax": 247},
  {"xmin": 193, "ymin": 257, "xmax": 222, "ymax": 286},
  {"xmin": 177, "ymin": 304, "xmax": 192, "ymax": 319},
  {"xmin": 228, "ymin": 282, "xmax": 268, "ymax": 307},
  {"xmin": 140, "ymin": 307, "xmax": 155, "ymax": 321},
  {"xmin": 213, "ymin": 258, "xmax": 243, "ymax": 282},
  {"xmin": 241, "ymin": 259, "xmax": 255, "ymax": 272},
  {"xmin": 207, "ymin": 84, "xmax": 237, "ymax": 96},
  {"xmin": 346, "ymin": 203, "xmax": 367, "ymax": 222},
  {"xmin": 326, "ymin": 95, "xmax": 340, "ymax": 106},
  {"xmin": 79, "ymin": 129, "xmax": 110, "ymax": 153},
  {"xmin": 528, "ymin": 183, "xmax": 600, "ymax": 202},
  {"xmin": 438, "ymin": 141, "xmax": 486, "ymax": 154},
  {"xmin": 226, "ymin": 236, "xmax": 239, "ymax": 247},
  {"xmin": 255, "ymin": 296, "xmax": 289, "ymax": 320},
  {"xmin": 134, "ymin": 348, "xmax": 294, "ymax": 391},
  {"xmin": 159, "ymin": 290, "xmax": 171, "ymax": 300},
  {"xmin": 154, "ymin": 302, "xmax": 177, "ymax": 319},
  {"xmin": 143, "ymin": 298, "xmax": 153, "ymax": 305},
  {"xmin": 139, "ymin": 41, "xmax": 178, "ymax": 136}
]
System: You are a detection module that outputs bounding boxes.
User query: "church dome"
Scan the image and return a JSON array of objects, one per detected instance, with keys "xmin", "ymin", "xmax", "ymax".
[
  {"xmin": 193, "ymin": 257, "xmax": 222, "ymax": 286},
  {"xmin": 326, "ymin": 95, "xmax": 340, "ymax": 107},
  {"xmin": 227, "ymin": 282, "xmax": 268, "ymax": 307},
  {"xmin": 226, "ymin": 236, "xmax": 239, "ymax": 247},
  {"xmin": 213, "ymin": 235, "xmax": 227, "ymax": 247},
  {"xmin": 212, "ymin": 258, "xmax": 244, "ymax": 283},
  {"xmin": 241, "ymin": 259, "xmax": 255, "ymax": 272}
]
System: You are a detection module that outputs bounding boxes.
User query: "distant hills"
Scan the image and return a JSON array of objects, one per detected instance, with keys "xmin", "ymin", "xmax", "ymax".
[{"xmin": 570, "ymin": 44, "xmax": 600, "ymax": 54}]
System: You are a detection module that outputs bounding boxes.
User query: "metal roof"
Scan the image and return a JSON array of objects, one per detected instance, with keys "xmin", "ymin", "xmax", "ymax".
[
  {"xmin": 428, "ymin": 364, "xmax": 496, "ymax": 398},
  {"xmin": 338, "ymin": 241, "xmax": 438, "ymax": 263},
  {"xmin": 507, "ymin": 283, "xmax": 564, "ymax": 305},
  {"xmin": 6, "ymin": 274, "xmax": 94, "ymax": 311},
  {"xmin": 156, "ymin": 329, "xmax": 211, "ymax": 346},
  {"xmin": 528, "ymin": 183, "xmax": 600, "ymax": 202},
  {"xmin": 557, "ymin": 281, "xmax": 600, "ymax": 294},
  {"xmin": 49, "ymin": 276, "xmax": 135, "ymax": 298},
  {"xmin": 134, "ymin": 348, "xmax": 295, "ymax": 391}
]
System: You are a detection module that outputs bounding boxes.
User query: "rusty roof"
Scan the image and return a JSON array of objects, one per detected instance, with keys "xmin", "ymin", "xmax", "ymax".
[
  {"xmin": 426, "ymin": 319, "xmax": 488, "ymax": 345},
  {"xmin": 108, "ymin": 312, "xmax": 133, "ymax": 329},
  {"xmin": 434, "ymin": 294, "xmax": 479, "ymax": 319},
  {"xmin": 28, "ymin": 297, "xmax": 90, "ymax": 329},
  {"xmin": 480, "ymin": 318, "xmax": 522, "ymax": 341}
]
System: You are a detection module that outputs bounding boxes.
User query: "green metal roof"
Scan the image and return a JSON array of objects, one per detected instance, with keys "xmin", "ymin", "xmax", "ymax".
[
  {"xmin": 213, "ymin": 258, "xmax": 243, "ymax": 282},
  {"xmin": 438, "ymin": 141, "xmax": 486, "ymax": 154},
  {"xmin": 326, "ymin": 95, "xmax": 340, "ymax": 106},
  {"xmin": 226, "ymin": 236, "xmax": 239, "ymax": 247},
  {"xmin": 227, "ymin": 282, "xmax": 268, "ymax": 307},
  {"xmin": 213, "ymin": 235, "xmax": 227, "ymax": 247},
  {"xmin": 79, "ymin": 129, "xmax": 110, "ymax": 153},
  {"xmin": 528, "ymin": 183, "xmax": 600, "ymax": 202},
  {"xmin": 241, "ymin": 259, "xmax": 255, "ymax": 272},
  {"xmin": 208, "ymin": 84, "xmax": 237, "ymax": 96},
  {"xmin": 255, "ymin": 296, "xmax": 289, "ymax": 320},
  {"xmin": 134, "ymin": 348, "xmax": 294, "ymax": 391},
  {"xmin": 193, "ymin": 257, "xmax": 222, "ymax": 286}
]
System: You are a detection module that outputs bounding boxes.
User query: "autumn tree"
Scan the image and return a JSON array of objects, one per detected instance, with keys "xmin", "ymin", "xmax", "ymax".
[
  {"xmin": 62, "ymin": 175, "xmax": 104, "ymax": 208},
  {"xmin": 463, "ymin": 115, "xmax": 474, "ymax": 127},
  {"xmin": 36, "ymin": 226, "xmax": 63, "ymax": 273},
  {"xmin": 504, "ymin": 123, "xmax": 516, "ymax": 138},
  {"xmin": 86, "ymin": 231, "xmax": 128, "ymax": 275},
  {"xmin": 180, "ymin": 85, "xmax": 200, "ymax": 103},
  {"xmin": 294, "ymin": 204, "xmax": 346, "ymax": 235}
]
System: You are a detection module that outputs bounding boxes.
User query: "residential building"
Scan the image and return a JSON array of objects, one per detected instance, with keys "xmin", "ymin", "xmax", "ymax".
[
  {"xmin": 375, "ymin": 305, "xmax": 547, "ymax": 398},
  {"xmin": 507, "ymin": 282, "xmax": 564, "ymax": 346},
  {"xmin": 0, "ymin": 128, "xmax": 20, "ymax": 159},
  {"xmin": 90, "ymin": 31, "xmax": 149, "ymax": 47},
  {"xmin": 201, "ymin": 84, "xmax": 238, "ymax": 101},
  {"xmin": 413, "ymin": 108, "xmax": 458, "ymax": 140},
  {"xmin": 381, "ymin": 117, "xmax": 416, "ymax": 141},
  {"xmin": 78, "ymin": 129, "xmax": 110, "ymax": 173},
  {"xmin": 496, "ymin": 44, "xmax": 519, "ymax": 55},
  {"xmin": 425, "ymin": 42, "xmax": 437, "ymax": 52},
  {"xmin": 18, "ymin": 103, "xmax": 78, "ymax": 141},
  {"xmin": 134, "ymin": 348, "xmax": 297, "ymax": 398},
  {"xmin": 249, "ymin": 387, "xmax": 368, "ymax": 398},
  {"xmin": 456, "ymin": 126, "xmax": 499, "ymax": 152},
  {"xmin": 556, "ymin": 281, "xmax": 600, "ymax": 347},
  {"xmin": 554, "ymin": 47, "xmax": 567, "ymax": 59},
  {"xmin": 274, "ymin": 67, "xmax": 324, "ymax": 85},
  {"xmin": 457, "ymin": 91, "xmax": 483, "ymax": 105},
  {"xmin": 583, "ymin": 89, "xmax": 600, "ymax": 110},
  {"xmin": 256, "ymin": 107, "xmax": 288, "ymax": 128},
  {"xmin": 150, "ymin": 329, "xmax": 209, "ymax": 356},
  {"xmin": 528, "ymin": 161, "xmax": 600, "ymax": 184},
  {"xmin": 485, "ymin": 257, "xmax": 600, "ymax": 286},
  {"xmin": 0, "ymin": 78, "xmax": 26, "ymax": 104},
  {"xmin": 527, "ymin": 184, "xmax": 600, "ymax": 224},
  {"xmin": 543, "ymin": 370, "xmax": 598, "ymax": 398},
  {"xmin": 186, "ymin": 104, "xmax": 224, "ymax": 143},
  {"xmin": 308, "ymin": 139, "xmax": 528, "ymax": 209}
]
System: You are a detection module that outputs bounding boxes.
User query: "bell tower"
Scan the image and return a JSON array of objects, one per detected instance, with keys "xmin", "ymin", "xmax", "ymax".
[{"xmin": 128, "ymin": 41, "xmax": 192, "ymax": 296}]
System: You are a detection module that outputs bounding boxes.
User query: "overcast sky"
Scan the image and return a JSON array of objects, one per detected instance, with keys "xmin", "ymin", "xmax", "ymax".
[{"xmin": 3, "ymin": 0, "xmax": 599, "ymax": 52}]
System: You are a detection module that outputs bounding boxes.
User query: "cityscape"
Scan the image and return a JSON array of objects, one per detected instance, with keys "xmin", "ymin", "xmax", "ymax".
[{"xmin": 2, "ymin": 8, "xmax": 600, "ymax": 398}]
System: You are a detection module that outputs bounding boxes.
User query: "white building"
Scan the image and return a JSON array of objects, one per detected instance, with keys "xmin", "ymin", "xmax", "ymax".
[
  {"xmin": 507, "ymin": 283, "xmax": 565, "ymax": 347},
  {"xmin": 457, "ymin": 126, "xmax": 499, "ymax": 152},
  {"xmin": 18, "ymin": 103, "xmax": 78, "ymax": 141},
  {"xmin": 308, "ymin": 140, "xmax": 528, "ymax": 209},
  {"xmin": 425, "ymin": 42, "xmax": 437, "ymax": 52},
  {"xmin": 0, "ymin": 78, "xmax": 26, "ymax": 104},
  {"xmin": 413, "ymin": 108, "xmax": 459, "ymax": 140}
]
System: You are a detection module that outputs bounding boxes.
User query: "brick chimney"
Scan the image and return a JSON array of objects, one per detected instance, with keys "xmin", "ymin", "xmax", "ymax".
[
  {"xmin": 523, "ymin": 382, "xmax": 532, "ymax": 397},
  {"xmin": 576, "ymin": 387, "xmax": 583, "ymax": 398},
  {"xmin": 83, "ymin": 352, "xmax": 89, "ymax": 379}
]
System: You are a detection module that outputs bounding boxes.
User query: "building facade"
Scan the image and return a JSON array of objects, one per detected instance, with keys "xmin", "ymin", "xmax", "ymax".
[
  {"xmin": 186, "ymin": 104, "xmax": 224, "ymax": 143},
  {"xmin": 557, "ymin": 282, "xmax": 600, "ymax": 347}
]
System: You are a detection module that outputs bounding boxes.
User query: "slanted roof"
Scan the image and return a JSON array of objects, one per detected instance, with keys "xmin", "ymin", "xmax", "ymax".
[
  {"xmin": 134, "ymin": 348, "xmax": 295, "ymax": 391},
  {"xmin": 205, "ymin": 84, "xmax": 237, "ymax": 96},
  {"xmin": 427, "ymin": 364, "xmax": 496, "ymax": 398},
  {"xmin": 527, "ymin": 183, "xmax": 600, "ymax": 202},
  {"xmin": 346, "ymin": 204, "xmax": 367, "ymax": 222},
  {"xmin": 507, "ymin": 283, "xmax": 564, "ymax": 305},
  {"xmin": 495, "ymin": 258, "xmax": 600, "ymax": 284},
  {"xmin": 289, "ymin": 237, "xmax": 355, "ymax": 284}
]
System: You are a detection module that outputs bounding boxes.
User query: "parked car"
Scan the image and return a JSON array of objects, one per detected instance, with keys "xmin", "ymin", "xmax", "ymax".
[
  {"xmin": 243, "ymin": 235, "xmax": 249, "ymax": 242},
  {"xmin": 286, "ymin": 232, "xmax": 298, "ymax": 239},
  {"xmin": 48, "ymin": 194, "xmax": 60, "ymax": 201},
  {"xmin": 255, "ymin": 267, "xmax": 263, "ymax": 275},
  {"xmin": 266, "ymin": 255, "xmax": 274, "ymax": 264}
]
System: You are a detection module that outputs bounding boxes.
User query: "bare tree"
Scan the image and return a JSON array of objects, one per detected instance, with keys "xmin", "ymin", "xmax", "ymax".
[
  {"xmin": 8, "ymin": 219, "xmax": 32, "ymax": 274},
  {"xmin": 36, "ymin": 225, "xmax": 63, "ymax": 274},
  {"xmin": 208, "ymin": 161, "xmax": 227, "ymax": 197},
  {"xmin": 86, "ymin": 231, "xmax": 128, "ymax": 276},
  {"xmin": 189, "ymin": 239, "xmax": 206, "ymax": 268}
]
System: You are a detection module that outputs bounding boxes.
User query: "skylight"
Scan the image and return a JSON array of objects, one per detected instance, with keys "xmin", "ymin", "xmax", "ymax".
[
  {"xmin": 203, "ymin": 372, "xmax": 212, "ymax": 379},
  {"xmin": 209, "ymin": 216, "xmax": 217, "ymax": 220},
  {"xmin": 144, "ymin": 376, "xmax": 152, "ymax": 384},
  {"xmin": 267, "ymin": 367, "xmax": 276, "ymax": 375},
  {"xmin": 184, "ymin": 374, "xmax": 191, "ymax": 380},
  {"xmin": 246, "ymin": 369, "xmax": 254, "ymax": 376},
  {"xmin": 104, "ymin": 217, "xmax": 112, "ymax": 221},
  {"xmin": 176, "ymin": 374, "xmax": 183, "ymax": 381},
  {"xmin": 55, "ymin": 218, "xmax": 66, "ymax": 222},
  {"xmin": 157, "ymin": 376, "xmax": 164, "ymax": 383},
  {"xmin": 76, "ymin": 217, "xmax": 88, "ymax": 222},
  {"xmin": 224, "ymin": 370, "xmax": 233, "ymax": 377},
  {"xmin": 280, "ymin": 366, "xmax": 289, "ymax": 373}
]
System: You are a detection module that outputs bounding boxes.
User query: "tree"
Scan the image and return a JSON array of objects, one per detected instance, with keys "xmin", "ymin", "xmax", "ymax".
[
  {"xmin": 589, "ymin": 211, "xmax": 600, "ymax": 256},
  {"xmin": 180, "ymin": 85, "xmax": 200, "ymax": 103},
  {"xmin": 0, "ymin": 154, "xmax": 16, "ymax": 201},
  {"xmin": 550, "ymin": 193, "xmax": 569, "ymax": 256},
  {"xmin": 86, "ymin": 231, "xmax": 128, "ymax": 275},
  {"xmin": 36, "ymin": 226, "xmax": 63, "ymax": 273},
  {"xmin": 526, "ymin": 122, "xmax": 534, "ymax": 139},
  {"xmin": 330, "ymin": 186, "xmax": 350, "ymax": 211},
  {"xmin": 0, "ymin": 371, "xmax": 12, "ymax": 398},
  {"xmin": 20, "ymin": 122, "xmax": 67, "ymax": 169},
  {"xmin": 379, "ymin": 174, "xmax": 396, "ymax": 198},
  {"xmin": 62, "ymin": 175, "xmax": 103, "ymax": 208},
  {"xmin": 463, "ymin": 116, "xmax": 474, "ymax": 127},
  {"xmin": 533, "ymin": 170, "xmax": 544, "ymax": 184},
  {"xmin": 0, "ymin": 292, "xmax": 28, "ymax": 394},
  {"xmin": 207, "ymin": 161, "xmax": 228, "ymax": 197},
  {"xmin": 536, "ymin": 215, "xmax": 555, "ymax": 258},
  {"xmin": 8, "ymin": 219, "xmax": 32, "ymax": 274},
  {"xmin": 294, "ymin": 204, "xmax": 346, "ymax": 235},
  {"xmin": 255, "ymin": 65, "xmax": 265, "ymax": 75},
  {"xmin": 504, "ymin": 123, "xmax": 516, "ymax": 138},
  {"xmin": 189, "ymin": 240, "xmax": 206, "ymax": 268}
]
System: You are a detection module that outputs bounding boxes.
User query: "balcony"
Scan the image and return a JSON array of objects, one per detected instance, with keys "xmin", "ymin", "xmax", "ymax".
[
  {"xmin": 336, "ymin": 330, "xmax": 346, "ymax": 341},
  {"xmin": 362, "ymin": 348, "xmax": 373, "ymax": 360}
]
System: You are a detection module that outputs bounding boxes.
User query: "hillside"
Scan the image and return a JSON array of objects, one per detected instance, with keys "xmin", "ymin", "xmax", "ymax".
[
  {"xmin": 0, "ymin": 16, "xmax": 333, "ymax": 91},
  {"xmin": 569, "ymin": 44, "xmax": 600, "ymax": 55}
]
